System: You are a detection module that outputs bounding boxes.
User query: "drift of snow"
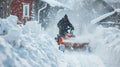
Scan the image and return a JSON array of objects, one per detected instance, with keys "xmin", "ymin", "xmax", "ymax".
[
  {"xmin": 1, "ymin": 15, "xmax": 120, "ymax": 67},
  {"xmin": 58, "ymin": 52, "xmax": 105, "ymax": 67},
  {"xmin": 1, "ymin": 0, "xmax": 120, "ymax": 66},
  {"xmin": 0, "ymin": 15, "xmax": 106, "ymax": 67},
  {"xmin": 0, "ymin": 15, "xmax": 59, "ymax": 67},
  {"xmin": 92, "ymin": 26, "xmax": 120, "ymax": 67}
]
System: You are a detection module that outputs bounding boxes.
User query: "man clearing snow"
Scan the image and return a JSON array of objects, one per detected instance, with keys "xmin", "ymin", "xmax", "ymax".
[
  {"xmin": 57, "ymin": 14, "xmax": 74, "ymax": 38},
  {"xmin": 56, "ymin": 14, "xmax": 89, "ymax": 51}
]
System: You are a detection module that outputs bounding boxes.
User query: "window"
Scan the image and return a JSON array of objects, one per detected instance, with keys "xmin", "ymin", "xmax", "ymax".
[{"xmin": 23, "ymin": 3, "xmax": 29, "ymax": 18}]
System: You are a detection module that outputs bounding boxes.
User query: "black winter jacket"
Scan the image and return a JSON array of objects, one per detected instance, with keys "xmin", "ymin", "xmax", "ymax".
[{"xmin": 57, "ymin": 18, "xmax": 74, "ymax": 31}]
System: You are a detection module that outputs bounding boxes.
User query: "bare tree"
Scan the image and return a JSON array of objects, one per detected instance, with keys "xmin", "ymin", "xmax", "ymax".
[{"xmin": 0, "ymin": 0, "xmax": 13, "ymax": 18}]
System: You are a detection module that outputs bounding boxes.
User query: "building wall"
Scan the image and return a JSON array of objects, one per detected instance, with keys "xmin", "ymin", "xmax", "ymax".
[{"xmin": 10, "ymin": 0, "xmax": 34, "ymax": 24}]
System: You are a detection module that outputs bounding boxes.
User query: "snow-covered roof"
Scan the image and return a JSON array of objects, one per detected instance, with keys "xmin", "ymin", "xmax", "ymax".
[
  {"xmin": 42, "ymin": 0, "xmax": 70, "ymax": 9},
  {"xmin": 114, "ymin": 8, "xmax": 120, "ymax": 12},
  {"xmin": 42, "ymin": 0, "xmax": 62, "ymax": 7},
  {"xmin": 104, "ymin": 0, "xmax": 120, "ymax": 3},
  {"xmin": 91, "ymin": 9, "xmax": 120, "ymax": 24}
]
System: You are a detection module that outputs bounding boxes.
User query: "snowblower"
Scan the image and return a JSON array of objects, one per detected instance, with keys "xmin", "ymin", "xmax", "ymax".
[{"xmin": 55, "ymin": 30, "xmax": 89, "ymax": 52}]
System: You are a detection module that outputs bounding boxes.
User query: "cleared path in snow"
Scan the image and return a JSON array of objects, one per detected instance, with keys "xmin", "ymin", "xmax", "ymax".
[{"xmin": 57, "ymin": 51, "xmax": 106, "ymax": 67}]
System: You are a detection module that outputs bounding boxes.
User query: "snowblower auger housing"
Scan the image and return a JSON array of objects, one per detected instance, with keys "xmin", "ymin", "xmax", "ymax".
[{"xmin": 55, "ymin": 33, "xmax": 89, "ymax": 50}]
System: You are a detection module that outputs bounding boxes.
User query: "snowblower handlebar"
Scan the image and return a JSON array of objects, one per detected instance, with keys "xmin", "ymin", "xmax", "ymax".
[{"xmin": 67, "ymin": 28, "xmax": 74, "ymax": 35}]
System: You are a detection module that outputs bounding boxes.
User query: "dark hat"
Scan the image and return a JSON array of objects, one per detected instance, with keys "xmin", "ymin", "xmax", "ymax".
[{"xmin": 64, "ymin": 14, "xmax": 68, "ymax": 18}]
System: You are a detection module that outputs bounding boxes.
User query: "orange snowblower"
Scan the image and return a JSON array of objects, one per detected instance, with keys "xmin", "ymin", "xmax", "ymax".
[{"xmin": 55, "ymin": 31, "xmax": 89, "ymax": 51}]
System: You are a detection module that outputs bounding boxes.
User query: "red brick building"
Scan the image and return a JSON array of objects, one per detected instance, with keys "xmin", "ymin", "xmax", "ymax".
[{"xmin": 10, "ymin": 0, "xmax": 34, "ymax": 24}]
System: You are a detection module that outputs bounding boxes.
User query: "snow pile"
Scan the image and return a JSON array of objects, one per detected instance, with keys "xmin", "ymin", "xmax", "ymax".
[
  {"xmin": 0, "ymin": 15, "xmax": 120, "ymax": 67},
  {"xmin": 0, "ymin": 15, "xmax": 106, "ymax": 67},
  {"xmin": 0, "ymin": 15, "xmax": 59, "ymax": 67},
  {"xmin": 90, "ymin": 25, "xmax": 120, "ymax": 67},
  {"xmin": 3, "ymin": 16, "xmax": 22, "ymax": 45},
  {"xmin": 58, "ymin": 52, "xmax": 105, "ymax": 67},
  {"xmin": 0, "ymin": 18, "xmax": 8, "ymax": 35},
  {"xmin": 89, "ymin": 10, "xmax": 120, "ymax": 67}
]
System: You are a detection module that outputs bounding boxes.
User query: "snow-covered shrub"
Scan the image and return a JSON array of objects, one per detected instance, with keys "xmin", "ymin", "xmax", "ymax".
[
  {"xmin": 0, "ymin": 18, "xmax": 8, "ymax": 35},
  {"xmin": 0, "ymin": 15, "xmax": 24, "ymax": 48}
]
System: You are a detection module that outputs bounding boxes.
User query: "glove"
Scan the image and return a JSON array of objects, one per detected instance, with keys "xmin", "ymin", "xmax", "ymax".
[{"xmin": 71, "ymin": 27, "xmax": 74, "ymax": 30}]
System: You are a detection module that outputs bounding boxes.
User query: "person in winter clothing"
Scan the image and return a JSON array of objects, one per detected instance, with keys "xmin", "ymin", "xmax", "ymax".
[{"xmin": 57, "ymin": 14, "xmax": 74, "ymax": 37}]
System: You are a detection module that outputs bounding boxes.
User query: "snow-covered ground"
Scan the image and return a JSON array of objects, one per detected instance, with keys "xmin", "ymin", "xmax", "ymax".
[
  {"xmin": 0, "ymin": 0, "xmax": 120, "ymax": 67},
  {"xmin": 0, "ymin": 15, "xmax": 59, "ymax": 67},
  {"xmin": 0, "ymin": 14, "xmax": 120, "ymax": 67}
]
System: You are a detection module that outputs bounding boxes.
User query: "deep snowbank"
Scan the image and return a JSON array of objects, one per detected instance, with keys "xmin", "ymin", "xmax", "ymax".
[
  {"xmin": 91, "ymin": 26, "xmax": 120, "ymax": 67},
  {"xmin": 0, "ymin": 15, "xmax": 59, "ymax": 67},
  {"xmin": 0, "ymin": 15, "xmax": 120, "ymax": 67},
  {"xmin": 0, "ymin": 15, "xmax": 105, "ymax": 67}
]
